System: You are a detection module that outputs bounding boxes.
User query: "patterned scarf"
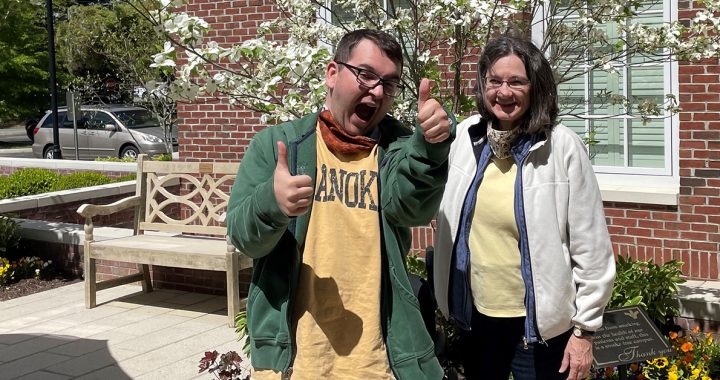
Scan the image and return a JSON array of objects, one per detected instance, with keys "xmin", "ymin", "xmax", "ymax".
[
  {"xmin": 486, "ymin": 122, "xmax": 522, "ymax": 159},
  {"xmin": 318, "ymin": 109, "xmax": 378, "ymax": 155}
]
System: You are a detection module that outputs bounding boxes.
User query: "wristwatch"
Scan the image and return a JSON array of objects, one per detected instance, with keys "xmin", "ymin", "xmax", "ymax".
[{"xmin": 573, "ymin": 327, "xmax": 595, "ymax": 338}]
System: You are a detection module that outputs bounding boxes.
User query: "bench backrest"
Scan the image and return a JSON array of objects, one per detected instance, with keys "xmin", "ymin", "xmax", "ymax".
[{"xmin": 135, "ymin": 154, "xmax": 240, "ymax": 236}]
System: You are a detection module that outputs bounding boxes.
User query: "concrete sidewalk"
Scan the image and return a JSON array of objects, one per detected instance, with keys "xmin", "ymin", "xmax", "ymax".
[{"xmin": 0, "ymin": 282, "xmax": 249, "ymax": 379}]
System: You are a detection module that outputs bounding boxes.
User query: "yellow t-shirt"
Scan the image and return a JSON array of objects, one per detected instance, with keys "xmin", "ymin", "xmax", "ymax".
[
  {"xmin": 468, "ymin": 155, "xmax": 526, "ymax": 317},
  {"xmin": 253, "ymin": 125, "xmax": 393, "ymax": 379}
]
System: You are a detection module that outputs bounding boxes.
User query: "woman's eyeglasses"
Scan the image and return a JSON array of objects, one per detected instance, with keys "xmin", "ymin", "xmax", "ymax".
[
  {"xmin": 336, "ymin": 61, "xmax": 404, "ymax": 97},
  {"xmin": 484, "ymin": 76, "xmax": 531, "ymax": 90}
]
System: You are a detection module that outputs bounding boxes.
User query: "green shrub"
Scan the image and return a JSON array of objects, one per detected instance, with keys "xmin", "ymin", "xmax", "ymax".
[
  {"xmin": 152, "ymin": 153, "xmax": 173, "ymax": 161},
  {"xmin": 0, "ymin": 168, "xmax": 60, "ymax": 199},
  {"xmin": 94, "ymin": 156, "xmax": 137, "ymax": 162},
  {"xmin": 0, "ymin": 216, "xmax": 20, "ymax": 256},
  {"xmin": 50, "ymin": 172, "xmax": 112, "ymax": 192},
  {"xmin": 235, "ymin": 310, "xmax": 250, "ymax": 355},
  {"xmin": 94, "ymin": 153, "xmax": 171, "ymax": 162},
  {"xmin": 113, "ymin": 174, "xmax": 137, "ymax": 182},
  {"xmin": 0, "ymin": 169, "xmax": 137, "ymax": 199},
  {"xmin": 407, "ymin": 249, "xmax": 428, "ymax": 280},
  {"xmin": 608, "ymin": 254, "xmax": 685, "ymax": 328}
]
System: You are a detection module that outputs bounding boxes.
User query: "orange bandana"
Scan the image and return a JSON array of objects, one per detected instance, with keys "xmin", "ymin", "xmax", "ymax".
[{"xmin": 318, "ymin": 110, "xmax": 378, "ymax": 155}]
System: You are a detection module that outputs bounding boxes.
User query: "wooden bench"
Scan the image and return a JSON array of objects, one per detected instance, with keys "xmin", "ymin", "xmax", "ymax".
[{"xmin": 77, "ymin": 154, "xmax": 251, "ymax": 327}]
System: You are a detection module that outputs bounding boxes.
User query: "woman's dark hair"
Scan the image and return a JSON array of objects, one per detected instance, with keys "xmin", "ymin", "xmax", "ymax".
[
  {"xmin": 333, "ymin": 29, "xmax": 403, "ymax": 71},
  {"xmin": 475, "ymin": 35, "xmax": 558, "ymax": 135}
]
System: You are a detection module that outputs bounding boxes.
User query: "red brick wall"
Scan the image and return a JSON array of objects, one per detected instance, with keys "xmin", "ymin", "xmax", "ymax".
[
  {"xmin": 177, "ymin": 0, "xmax": 281, "ymax": 162},
  {"xmin": 178, "ymin": 1, "xmax": 720, "ymax": 280},
  {"xmin": 93, "ymin": 260, "xmax": 252, "ymax": 297}
]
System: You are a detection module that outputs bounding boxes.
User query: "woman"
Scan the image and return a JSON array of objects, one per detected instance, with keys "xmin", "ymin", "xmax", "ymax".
[{"xmin": 433, "ymin": 35, "xmax": 616, "ymax": 380}]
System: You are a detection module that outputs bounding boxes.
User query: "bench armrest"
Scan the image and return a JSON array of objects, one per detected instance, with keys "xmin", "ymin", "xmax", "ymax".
[{"xmin": 77, "ymin": 195, "xmax": 142, "ymax": 219}]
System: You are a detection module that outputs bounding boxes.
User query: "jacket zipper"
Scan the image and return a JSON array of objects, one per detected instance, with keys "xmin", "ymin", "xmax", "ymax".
[
  {"xmin": 514, "ymin": 139, "xmax": 546, "ymax": 347},
  {"xmin": 283, "ymin": 139, "xmax": 303, "ymax": 378},
  {"xmin": 378, "ymin": 148, "xmax": 400, "ymax": 380},
  {"xmin": 459, "ymin": 140, "xmax": 492, "ymax": 330}
]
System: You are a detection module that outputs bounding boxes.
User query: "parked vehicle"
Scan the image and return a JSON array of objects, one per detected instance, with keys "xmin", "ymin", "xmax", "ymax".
[
  {"xmin": 31, "ymin": 104, "xmax": 177, "ymax": 160},
  {"xmin": 23, "ymin": 110, "xmax": 46, "ymax": 142},
  {"xmin": 25, "ymin": 118, "xmax": 39, "ymax": 142}
]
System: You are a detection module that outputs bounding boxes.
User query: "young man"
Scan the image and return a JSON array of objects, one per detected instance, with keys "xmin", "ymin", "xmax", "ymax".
[{"xmin": 226, "ymin": 29, "xmax": 453, "ymax": 379}]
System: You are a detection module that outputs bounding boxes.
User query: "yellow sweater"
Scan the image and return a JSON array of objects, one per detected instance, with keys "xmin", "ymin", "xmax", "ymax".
[{"xmin": 469, "ymin": 155, "xmax": 526, "ymax": 318}]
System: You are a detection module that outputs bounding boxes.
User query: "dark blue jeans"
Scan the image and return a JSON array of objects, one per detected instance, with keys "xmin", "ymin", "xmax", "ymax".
[{"xmin": 460, "ymin": 309, "xmax": 571, "ymax": 380}]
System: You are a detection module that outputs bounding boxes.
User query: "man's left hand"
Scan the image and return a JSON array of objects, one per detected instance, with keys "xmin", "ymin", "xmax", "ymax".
[
  {"xmin": 559, "ymin": 335, "xmax": 593, "ymax": 380},
  {"xmin": 417, "ymin": 78, "xmax": 450, "ymax": 144}
]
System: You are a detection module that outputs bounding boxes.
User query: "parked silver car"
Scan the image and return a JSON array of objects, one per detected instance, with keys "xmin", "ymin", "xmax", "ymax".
[{"xmin": 31, "ymin": 104, "xmax": 177, "ymax": 160}]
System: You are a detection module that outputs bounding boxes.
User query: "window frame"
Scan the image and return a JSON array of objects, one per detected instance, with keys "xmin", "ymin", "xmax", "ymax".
[{"xmin": 532, "ymin": 0, "xmax": 680, "ymax": 204}]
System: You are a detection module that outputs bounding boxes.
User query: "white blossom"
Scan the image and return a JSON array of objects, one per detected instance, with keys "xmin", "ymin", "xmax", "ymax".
[{"xmin": 147, "ymin": 0, "xmax": 720, "ymax": 125}]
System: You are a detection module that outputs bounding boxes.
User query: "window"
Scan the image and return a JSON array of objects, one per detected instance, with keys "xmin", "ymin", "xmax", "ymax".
[
  {"xmin": 320, "ymin": 0, "xmax": 412, "ymax": 27},
  {"xmin": 318, "ymin": 0, "xmax": 415, "ymax": 56},
  {"xmin": 113, "ymin": 109, "xmax": 159, "ymax": 128},
  {"xmin": 534, "ymin": 0, "xmax": 679, "ymax": 204}
]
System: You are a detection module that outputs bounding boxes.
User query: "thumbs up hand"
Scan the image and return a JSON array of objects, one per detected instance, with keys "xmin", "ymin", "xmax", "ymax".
[
  {"xmin": 417, "ymin": 78, "xmax": 450, "ymax": 144},
  {"xmin": 274, "ymin": 141, "xmax": 314, "ymax": 216}
]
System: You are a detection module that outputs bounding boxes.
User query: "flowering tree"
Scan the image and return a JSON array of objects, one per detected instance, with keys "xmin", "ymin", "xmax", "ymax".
[{"xmin": 140, "ymin": 0, "xmax": 720, "ymax": 126}]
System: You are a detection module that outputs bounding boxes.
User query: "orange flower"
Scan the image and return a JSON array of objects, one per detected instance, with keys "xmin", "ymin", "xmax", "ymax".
[
  {"xmin": 693, "ymin": 326, "xmax": 700, "ymax": 334},
  {"xmin": 670, "ymin": 331, "xmax": 679, "ymax": 340},
  {"xmin": 630, "ymin": 363, "xmax": 639, "ymax": 372},
  {"xmin": 681, "ymin": 342, "xmax": 694, "ymax": 352},
  {"xmin": 605, "ymin": 366, "xmax": 615, "ymax": 377}
]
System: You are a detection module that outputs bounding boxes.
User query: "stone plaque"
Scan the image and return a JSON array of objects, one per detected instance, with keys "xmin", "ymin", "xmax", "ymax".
[{"xmin": 593, "ymin": 306, "xmax": 673, "ymax": 368}]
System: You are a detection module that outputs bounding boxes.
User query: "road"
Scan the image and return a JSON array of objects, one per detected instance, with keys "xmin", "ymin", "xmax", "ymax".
[{"xmin": 0, "ymin": 125, "xmax": 34, "ymax": 158}]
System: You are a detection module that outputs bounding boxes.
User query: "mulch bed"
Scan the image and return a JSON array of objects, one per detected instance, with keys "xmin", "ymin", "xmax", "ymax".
[{"xmin": 0, "ymin": 277, "xmax": 82, "ymax": 302}]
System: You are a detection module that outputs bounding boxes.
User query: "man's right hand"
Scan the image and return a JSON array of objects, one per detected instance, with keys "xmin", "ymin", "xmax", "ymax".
[{"xmin": 274, "ymin": 141, "xmax": 313, "ymax": 216}]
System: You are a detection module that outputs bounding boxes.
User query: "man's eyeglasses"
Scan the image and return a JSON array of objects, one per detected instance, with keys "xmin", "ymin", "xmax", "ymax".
[
  {"xmin": 336, "ymin": 61, "xmax": 404, "ymax": 97},
  {"xmin": 484, "ymin": 76, "xmax": 531, "ymax": 90}
]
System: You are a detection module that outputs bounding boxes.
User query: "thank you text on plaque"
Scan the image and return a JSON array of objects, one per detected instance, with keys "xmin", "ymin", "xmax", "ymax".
[{"xmin": 593, "ymin": 306, "xmax": 673, "ymax": 368}]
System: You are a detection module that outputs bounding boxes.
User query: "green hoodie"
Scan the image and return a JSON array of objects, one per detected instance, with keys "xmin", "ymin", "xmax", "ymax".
[{"xmin": 226, "ymin": 111, "xmax": 454, "ymax": 380}]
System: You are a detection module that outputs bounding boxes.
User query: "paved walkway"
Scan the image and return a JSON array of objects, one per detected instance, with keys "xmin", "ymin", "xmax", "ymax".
[{"xmin": 0, "ymin": 282, "xmax": 249, "ymax": 379}]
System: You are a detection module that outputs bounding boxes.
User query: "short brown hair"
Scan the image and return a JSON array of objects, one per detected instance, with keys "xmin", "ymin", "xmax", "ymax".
[{"xmin": 333, "ymin": 29, "xmax": 403, "ymax": 70}]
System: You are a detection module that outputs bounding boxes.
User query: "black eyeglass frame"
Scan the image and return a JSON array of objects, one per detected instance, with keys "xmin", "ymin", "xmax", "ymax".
[{"xmin": 335, "ymin": 61, "xmax": 404, "ymax": 97}]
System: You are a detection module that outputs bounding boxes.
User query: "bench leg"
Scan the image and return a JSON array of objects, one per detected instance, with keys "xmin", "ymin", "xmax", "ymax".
[
  {"xmin": 138, "ymin": 264, "xmax": 153, "ymax": 293},
  {"xmin": 84, "ymin": 253, "xmax": 97, "ymax": 308},
  {"xmin": 227, "ymin": 253, "xmax": 240, "ymax": 328}
]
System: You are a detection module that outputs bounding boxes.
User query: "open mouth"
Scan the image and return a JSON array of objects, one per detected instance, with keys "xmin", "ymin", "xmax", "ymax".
[
  {"xmin": 496, "ymin": 102, "xmax": 517, "ymax": 112},
  {"xmin": 355, "ymin": 103, "xmax": 377, "ymax": 122}
]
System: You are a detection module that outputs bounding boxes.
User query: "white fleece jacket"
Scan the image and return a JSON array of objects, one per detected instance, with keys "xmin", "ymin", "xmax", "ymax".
[{"xmin": 433, "ymin": 115, "xmax": 616, "ymax": 340}]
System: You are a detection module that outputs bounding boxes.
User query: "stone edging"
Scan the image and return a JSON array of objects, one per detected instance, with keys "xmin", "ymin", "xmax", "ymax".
[{"xmin": 0, "ymin": 157, "xmax": 136, "ymax": 172}]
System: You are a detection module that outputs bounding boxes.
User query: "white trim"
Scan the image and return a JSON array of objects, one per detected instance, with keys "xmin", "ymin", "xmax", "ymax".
[
  {"xmin": 668, "ymin": 0, "xmax": 681, "ymax": 188},
  {"xmin": 599, "ymin": 184, "xmax": 678, "ymax": 205}
]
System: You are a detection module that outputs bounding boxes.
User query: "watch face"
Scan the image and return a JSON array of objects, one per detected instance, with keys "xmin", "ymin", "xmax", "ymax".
[{"xmin": 573, "ymin": 328, "xmax": 582, "ymax": 337}]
